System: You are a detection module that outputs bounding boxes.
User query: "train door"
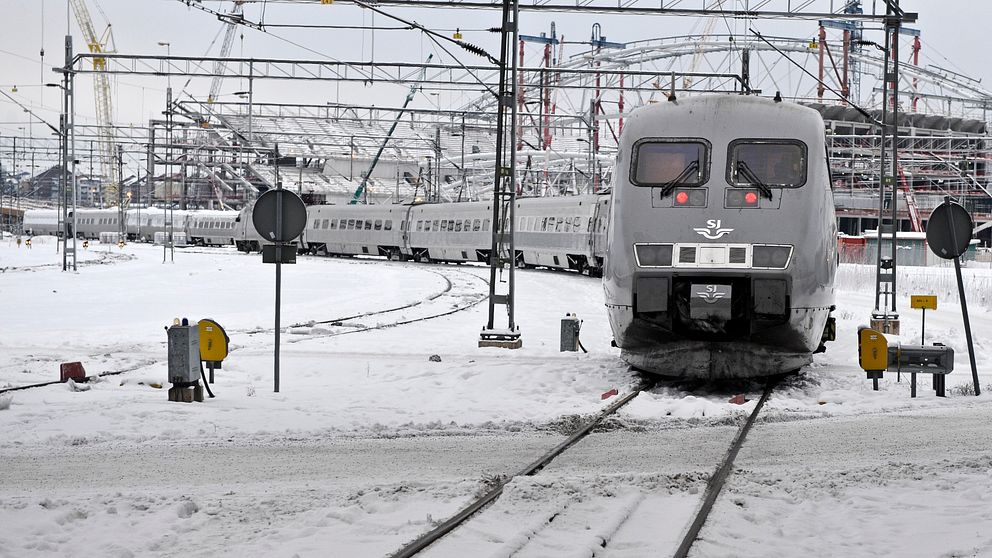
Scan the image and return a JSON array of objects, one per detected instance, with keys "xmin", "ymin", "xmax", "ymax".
[{"xmin": 401, "ymin": 204, "xmax": 416, "ymax": 257}]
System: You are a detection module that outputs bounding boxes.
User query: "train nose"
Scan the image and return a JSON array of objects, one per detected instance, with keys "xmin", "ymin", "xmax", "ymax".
[{"xmin": 634, "ymin": 275, "xmax": 791, "ymax": 340}]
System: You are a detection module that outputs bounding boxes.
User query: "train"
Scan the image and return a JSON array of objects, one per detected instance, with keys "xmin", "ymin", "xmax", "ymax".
[
  {"xmin": 22, "ymin": 208, "xmax": 236, "ymax": 247},
  {"xmin": 21, "ymin": 194, "xmax": 610, "ymax": 274},
  {"xmin": 20, "ymin": 94, "xmax": 838, "ymax": 379},
  {"xmin": 604, "ymin": 95, "xmax": 837, "ymax": 378}
]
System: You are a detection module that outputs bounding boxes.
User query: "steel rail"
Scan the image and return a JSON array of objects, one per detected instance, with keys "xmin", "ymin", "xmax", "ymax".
[
  {"xmin": 283, "ymin": 266, "xmax": 490, "ymax": 342},
  {"xmin": 0, "ymin": 360, "xmax": 157, "ymax": 395},
  {"xmin": 672, "ymin": 374, "xmax": 783, "ymax": 558},
  {"xmin": 387, "ymin": 377, "xmax": 654, "ymax": 558}
]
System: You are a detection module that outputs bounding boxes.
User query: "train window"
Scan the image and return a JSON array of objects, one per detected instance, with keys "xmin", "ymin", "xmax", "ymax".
[
  {"xmin": 440, "ymin": 220, "xmax": 448, "ymax": 231},
  {"xmin": 364, "ymin": 220, "xmax": 372, "ymax": 230},
  {"xmin": 631, "ymin": 139, "xmax": 709, "ymax": 187},
  {"xmin": 483, "ymin": 219, "xmax": 490, "ymax": 231},
  {"xmin": 374, "ymin": 220, "xmax": 382, "ymax": 230},
  {"xmin": 329, "ymin": 220, "xmax": 336, "ymax": 230},
  {"xmin": 417, "ymin": 221, "xmax": 424, "ymax": 232},
  {"xmin": 574, "ymin": 216, "xmax": 582, "ymax": 231},
  {"xmin": 347, "ymin": 219, "xmax": 356, "ymax": 230},
  {"xmin": 473, "ymin": 219, "xmax": 481, "ymax": 232},
  {"xmin": 454, "ymin": 221, "xmax": 462, "ymax": 232},
  {"xmin": 433, "ymin": 220, "xmax": 439, "ymax": 231},
  {"xmin": 448, "ymin": 220, "xmax": 455, "ymax": 231},
  {"xmin": 564, "ymin": 218, "xmax": 572, "ymax": 233},
  {"xmin": 385, "ymin": 220, "xmax": 393, "ymax": 231},
  {"xmin": 556, "ymin": 217, "xmax": 564, "ymax": 232},
  {"xmin": 728, "ymin": 140, "xmax": 807, "ymax": 188}
]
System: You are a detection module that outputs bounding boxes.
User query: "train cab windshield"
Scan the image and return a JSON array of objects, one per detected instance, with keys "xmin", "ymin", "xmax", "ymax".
[
  {"xmin": 631, "ymin": 140, "xmax": 709, "ymax": 187},
  {"xmin": 729, "ymin": 140, "xmax": 807, "ymax": 188}
]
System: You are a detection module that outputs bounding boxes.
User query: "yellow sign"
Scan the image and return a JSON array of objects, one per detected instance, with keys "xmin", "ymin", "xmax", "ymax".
[
  {"xmin": 198, "ymin": 319, "xmax": 230, "ymax": 363},
  {"xmin": 910, "ymin": 295, "xmax": 937, "ymax": 310},
  {"xmin": 858, "ymin": 327, "xmax": 888, "ymax": 371}
]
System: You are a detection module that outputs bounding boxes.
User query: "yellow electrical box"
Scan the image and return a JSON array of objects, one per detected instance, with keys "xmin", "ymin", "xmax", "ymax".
[
  {"xmin": 910, "ymin": 295, "xmax": 937, "ymax": 310},
  {"xmin": 198, "ymin": 319, "xmax": 230, "ymax": 363},
  {"xmin": 858, "ymin": 327, "xmax": 888, "ymax": 371}
]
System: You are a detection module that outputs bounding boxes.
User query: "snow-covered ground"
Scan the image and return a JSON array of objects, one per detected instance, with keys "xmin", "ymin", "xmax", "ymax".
[{"xmin": 1, "ymin": 238, "xmax": 989, "ymax": 557}]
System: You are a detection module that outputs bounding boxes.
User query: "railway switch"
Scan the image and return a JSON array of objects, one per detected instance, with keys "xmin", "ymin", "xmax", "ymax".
[{"xmin": 560, "ymin": 314, "xmax": 582, "ymax": 352}]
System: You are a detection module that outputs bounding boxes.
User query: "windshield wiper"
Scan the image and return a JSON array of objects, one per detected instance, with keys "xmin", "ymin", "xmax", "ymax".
[
  {"xmin": 736, "ymin": 161, "xmax": 774, "ymax": 200},
  {"xmin": 659, "ymin": 160, "xmax": 700, "ymax": 197}
]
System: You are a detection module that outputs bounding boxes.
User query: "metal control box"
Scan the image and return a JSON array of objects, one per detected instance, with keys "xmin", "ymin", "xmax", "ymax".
[
  {"xmin": 887, "ymin": 344, "xmax": 954, "ymax": 375},
  {"xmin": 168, "ymin": 324, "xmax": 201, "ymax": 384},
  {"xmin": 560, "ymin": 314, "xmax": 581, "ymax": 352}
]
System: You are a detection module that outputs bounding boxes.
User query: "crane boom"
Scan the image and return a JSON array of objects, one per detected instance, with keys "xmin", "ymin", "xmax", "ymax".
[
  {"xmin": 350, "ymin": 55, "xmax": 433, "ymax": 204},
  {"xmin": 70, "ymin": 0, "xmax": 119, "ymax": 204},
  {"xmin": 208, "ymin": 1, "xmax": 245, "ymax": 104}
]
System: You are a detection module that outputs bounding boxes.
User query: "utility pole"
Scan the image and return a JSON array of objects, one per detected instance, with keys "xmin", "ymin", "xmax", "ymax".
[
  {"xmin": 57, "ymin": 34, "xmax": 78, "ymax": 272},
  {"xmin": 164, "ymin": 87, "xmax": 174, "ymax": 263},
  {"xmin": 0, "ymin": 135, "xmax": 5, "ymax": 235},
  {"xmin": 479, "ymin": 0, "xmax": 522, "ymax": 349},
  {"xmin": 871, "ymin": 0, "xmax": 903, "ymax": 334},
  {"xmin": 118, "ymin": 144, "xmax": 125, "ymax": 240}
]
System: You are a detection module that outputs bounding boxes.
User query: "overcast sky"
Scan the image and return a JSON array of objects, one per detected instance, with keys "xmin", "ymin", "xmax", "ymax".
[{"xmin": 1, "ymin": 0, "xmax": 990, "ymax": 140}]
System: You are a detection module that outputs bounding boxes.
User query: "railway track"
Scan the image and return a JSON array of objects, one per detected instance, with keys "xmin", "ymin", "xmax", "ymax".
[
  {"xmin": 1, "ymin": 266, "xmax": 488, "ymax": 394},
  {"xmin": 0, "ymin": 359, "xmax": 158, "ymax": 396},
  {"xmin": 0, "ymin": 249, "xmax": 133, "ymax": 273},
  {"xmin": 388, "ymin": 374, "xmax": 784, "ymax": 558},
  {"xmin": 238, "ymin": 265, "xmax": 489, "ymax": 343}
]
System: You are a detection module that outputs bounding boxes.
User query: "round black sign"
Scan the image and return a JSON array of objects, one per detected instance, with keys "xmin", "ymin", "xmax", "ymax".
[
  {"xmin": 926, "ymin": 201, "xmax": 973, "ymax": 260},
  {"xmin": 251, "ymin": 189, "xmax": 307, "ymax": 242}
]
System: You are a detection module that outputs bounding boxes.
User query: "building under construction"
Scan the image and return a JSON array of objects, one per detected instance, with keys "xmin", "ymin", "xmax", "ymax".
[{"xmin": 2, "ymin": 1, "xmax": 991, "ymax": 247}]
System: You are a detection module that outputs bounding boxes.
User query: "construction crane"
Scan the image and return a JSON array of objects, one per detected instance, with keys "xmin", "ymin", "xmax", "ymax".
[
  {"xmin": 350, "ymin": 55, "xmax": 433, "ymax": 204},
  {"xmin": 208, "ymin": 1, "xmax": 245, "ymax": 104},
  {"xmin": 70, "ymin": 0, "xmax": 119, "ymax": 204}
]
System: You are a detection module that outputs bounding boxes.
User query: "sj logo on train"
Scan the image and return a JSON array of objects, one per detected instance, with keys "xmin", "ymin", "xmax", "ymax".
[{"xmin": 693, "ymin": 219, "xmax": 734, "ymax": 240}]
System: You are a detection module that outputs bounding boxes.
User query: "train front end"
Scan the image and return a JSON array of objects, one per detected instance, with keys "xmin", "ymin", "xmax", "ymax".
[{"xmin": 604, "ymin": 95, "xmax": 837, "ymax": 378}]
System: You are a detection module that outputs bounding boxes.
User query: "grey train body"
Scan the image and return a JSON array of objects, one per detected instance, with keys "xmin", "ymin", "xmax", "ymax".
[{"xmin": 604, "ymin": 95, "xmax": 837, "ymax": 378}]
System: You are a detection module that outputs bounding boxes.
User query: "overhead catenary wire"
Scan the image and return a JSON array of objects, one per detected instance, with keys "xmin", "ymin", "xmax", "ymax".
[{"xmin": 749, "ymin": 28, "xmax": 883, "ymax": 127}]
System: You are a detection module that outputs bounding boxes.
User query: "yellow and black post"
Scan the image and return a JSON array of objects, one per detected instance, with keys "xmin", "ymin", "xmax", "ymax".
[
  {"xmin": 198, "ymin": 318, "xmax": 229, "ymax": 384},
  {"xmin": 858, "ymin": 327, "xmax": 888, "ymax": 391}
]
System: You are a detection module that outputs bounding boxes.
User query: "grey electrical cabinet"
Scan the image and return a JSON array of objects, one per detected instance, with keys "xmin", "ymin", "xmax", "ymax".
[
  {"xmin": 560, "ymin": 315, "xmax": 581, "ymax": 352},
  {"xmin": 168, "ymin": 324, "xmax": 201, "ymax": 384}
]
